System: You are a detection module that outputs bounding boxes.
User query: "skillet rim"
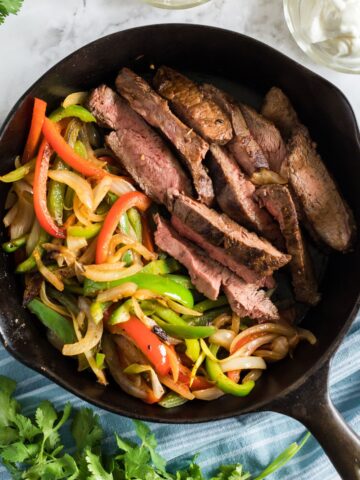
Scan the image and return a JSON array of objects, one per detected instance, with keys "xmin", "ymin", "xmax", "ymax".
[{"xmin": 0, "ymin": 23, "xmax": 359, "ymax": 422}]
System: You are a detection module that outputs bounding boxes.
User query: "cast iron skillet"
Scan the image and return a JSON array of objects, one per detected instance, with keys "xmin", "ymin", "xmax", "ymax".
[{"xmin": 0, "ymin": 24, "xmax": 359, "ymax": 479}]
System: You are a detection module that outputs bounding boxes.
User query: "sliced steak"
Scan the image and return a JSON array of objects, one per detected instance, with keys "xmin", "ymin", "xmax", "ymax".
[
  {"xmin": 171, "ymin": 214, "xmax": 267, "ymax": 285},
  {"xmin": 154, "ymin": 215, "xmax": 222, "ymax": 299},
  {"xmin": 168, "ymin": 192, "xmax": 291, "ymax": 276},
  {"xmin": 155, "ymin": 215, "xmax": 278, "ymax": 320},
  {"xmin": 222, "ymin": 273, "xmax": 279, "ymax": 321},
  {"xmin": 256, "ymin": 184, "xmax": 320, "ymax": 305},
  {"xmin": 88, "ymin": 85, "xmax": 192, "ymax": 204},
  {"xmin": 284, "ymin": 126, "xmax": 355, "ymax": 251},
  {"xmin": 153, "ymin": 66, "xmax": 232, "ymax": 145},
  {"xmin": 202, "ymin": 83, "xmax": 269, "ymax": 175},
  {"xmin": 240, "ymin": 104, "xmax": 287, "ymax": 173},
  {"xmin": 115, "ymin": 68, "xmax": 213, "ymax": 205},
  {"xmin": 261, "ymin": 87, "xmax": 300, "ymax": 140}
]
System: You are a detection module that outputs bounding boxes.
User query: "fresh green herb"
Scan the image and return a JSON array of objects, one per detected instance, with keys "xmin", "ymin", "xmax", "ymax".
[
  {"xmin": 0, "ymin": 376, "xmax": 310, "ymax": 479},
  {"xmin": 0, "ymin": 0, "xmax": 23, "ymax": 25}
]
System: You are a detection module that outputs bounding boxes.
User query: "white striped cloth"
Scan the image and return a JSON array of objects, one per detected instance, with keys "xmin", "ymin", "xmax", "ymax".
[{"xmin": 0, "ymin": 313, "xmax": 359, "ymax": 479}]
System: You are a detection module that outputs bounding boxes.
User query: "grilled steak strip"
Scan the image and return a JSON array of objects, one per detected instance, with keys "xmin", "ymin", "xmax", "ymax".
[
  {"xmin": 115, "ymin": 68, "xmax": 213, "ymax": 206},
  {"xmin": 87, "ymin": 85, "xmax": 192, "ymax": 204},
  {"xmin": 256, "ymin": 184, "xmax": 320, "ymax": 305},
  {"xmin": 209, "ymin": 144, "xmax": 283, "ymax": 247},
  {"xmin": 168, "ymin": 191, "xmax": 291, "ymax": 276},
  {"xmin": 284, "ymin": 126, "xmax": 355, "ymax": 252},
  {"xmin": 239, "ymin": 104, "xmax": 287, "ymax": 173},
  {"xmin": 153, "ymin": 66, "xmax": 233, "ymax": 145},
  {"xmin": 261, "ymin": 87, "xmax": 300, "ymax": 140},
  {"xmin": 155, "ymin": 215, "xmax": 279, "ymax": 321},
  {"xmin": 154, "ymin": 215, "xmax": 222, "ymax": 300},
  {"xmin": 202, "ymin": 83, "xmax": 269, "ymax": 175}
]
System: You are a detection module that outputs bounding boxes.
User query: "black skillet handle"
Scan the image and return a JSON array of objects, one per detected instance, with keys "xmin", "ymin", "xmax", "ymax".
[{"xmin": 270, "ymin": 362, "xmax": 360, "ymax": 479}]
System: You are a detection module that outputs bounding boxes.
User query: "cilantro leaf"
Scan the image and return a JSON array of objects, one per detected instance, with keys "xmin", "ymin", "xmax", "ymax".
[
  {"xmin": 0, "ymin": 0, "xmax": 23, "ymax": 25},
  {"xmin": 0, "ymin": 441, "xmax": 30, "ymax": 463},
  {"xmin": 134, "ymin": 420, "xmax": 167, "ymax": 473},
  {"xmin": 86, "ymin": 448, "xmax": 114, "ymax": 480},
  {"xmin": 71, "ymin": 408, "xmax": 103, "ymax": 451},
  {"xmin": 13, "ymin": 414, "xmax": 40, "ymax": 442},
  {"xmin": 211, "ymin": 465, "xmax": 251, "ymax": 480}
]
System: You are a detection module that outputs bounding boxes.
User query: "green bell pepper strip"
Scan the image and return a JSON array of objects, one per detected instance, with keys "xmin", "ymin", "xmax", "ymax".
[
  {"xmin": 74, "ymin": 139, "xmax": 87, "ymax": 158},
  {"xmin": 193, "ymin": 296, "xmax": 228, "ymax": 313},
  {"xmin": 141, "ymin": 258, "xmax": 181, "ymax": 275},
  {"xmin": 27, "ymin": 298, "xmax": 76, "ymax": 344},
  {"xmin": 63, "ymin": 281, "xmax": 83, "ymax": 295},
  {"xmin": 141, "ymin": 300, "xmax": 200, "ymax": 361},
  {"xmin": 90, "ymin": 301, "xmax": 111, "ymax": 324},
  {"xmin": 49, "ymin": 105, "xmax": 96, "ymax": 123},
  {"xmin": 106, "ymin": 191, "xmax": 118, "ymax": 206},
  {"xmin": 84, "ymin": 273, "xmax": 194, "ymax": 308},
  {"xmin": 15, "ymin": 229, "xmax": 49, "ymax": 273},
  {"xmin": 47, "ymin": 287, "xmax": 79, "ymax": 316},
  {"xmin": 2, "ymin": 234, "xmax": 28, "ymax": 253},
  {"xmin": 163, "ymin": 274, "xmax": 194, "ymax": 290},
  {"xmin": 127, "ymin": 207, "xmax": 142, "ymax": 242},
  {"xmin": 119, "ymin": 212, "xmax": 134, "ymax": 265},
  {"xmin": 0, "ymin": 159, "xmax": 35, "ymax": 183},
  {"xmin": 205, "ymin": 345, "xmax": 255, "ymax": 397},
  {"xmin": 67, "ymin": 223, "xmax": 102, "ymax": 239},
  {"xmin": 109, "ymin": 298, "xmax": 133, "ymax": 325},
  {"xmin": 187, "ymin": 306, "xmax": 232, "ymax": 326},
  {"xmin": 152, "ymin": 315, "xmax": 216, "ymax": 339},
  {"xmin": 158, "ymin": 392, "xmax": 188, "ymax": 408}
]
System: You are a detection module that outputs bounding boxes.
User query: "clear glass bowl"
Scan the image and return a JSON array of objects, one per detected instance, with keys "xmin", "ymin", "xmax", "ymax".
[
  {"xmin": 142, "ymin": 0, "xmax": 210, "ymax": 8},
  {"xmin": 283, "ymin": 0, "xmax": 360, "ymax": 74}
]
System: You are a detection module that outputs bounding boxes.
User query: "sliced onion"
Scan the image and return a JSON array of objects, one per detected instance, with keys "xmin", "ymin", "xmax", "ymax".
[
  {"xmin": 33, "ymin": 249, "xmax": 64, "ymax": 291},
  {"xmin": 110, "ymin": 175, "xmax": 135, "ymax": 196},
  {"xmin": 254, "ymin": 349, "xmax": 286, "ymax": 361},
  {"xmin": 220, "ymin": 356, "xmax": 267, "ymax": 372},
  {"xmin": 123, "ymin": 363, "xmax": 165, "ymax": 400},
  {"xmin": 166, "ymin": 299, "xmax": 202, "ymax": 317},
  {"xmin": 83, "ymin": 262, "xmax": 142, "ymax": 282},
  {"xmin": 48, "ymin": 170, "xmax": 94, "ymax": 211},
  {"xmin": 96, "ymin": 282, "xmax": 138, "ymax": 303},
  {"xmin": 63, "ymin": 298, "xmax": 103, "ymax": 356},
  {"xmin": 209, "ymin": 329, "xmax": 236, "ymax": 350},
  {"xmin": 73, "ymin": 195, "xmax": 91, "ymax": 226},
  {"xmin": 231, "ymin": 313, "xmax": 240, "ymax": 334},
  {"xmin": 71, "ymin": 311, "xmax": 107, "ymax": 385},
  {"xmin": 14, "ymin": 155, "xmax": 22, "ymax": 169},
  {"xmin": 66, "ymin": 235, "xmax": 87, "ymax": 257},
  {"xmin": 250, "ymin": 168, "xmax": 287, "ymax": 186},
  {"xmin": 227, "ymin": 334, "xmax": 277, "ymax": 361},
  {"xmin": 62, "ymin": 91, "xmax": 88, "ymax": 108},
  {"xmin": 133, "ymin": 289, "xmax": 162, "ymax": 301},
  {"xmin": 42, "ymin": 243, "xmax": 77, "ymax": 267},
  {"xmin": 10, "ymin": 192, "xmax": 34, "ymax": 240},
  {"xmin": 78, "ymin": 237, "xmax": 97, "ymax": 265},
  {"xmin": 93, "ymin": 176, "xmax": 112, "ymax": 211},
  {"xmin": 159, "ymin": 375, "xmax": 195, "ymax": 400},
  {"xmin": 271, "ymin": 335, "xmax": 289, "ymax": 356},
  {"xmin": 26, "ymin": 218, "xmax": 41, "ymax": 255},
  {"xmin": 242, "ymin": 369, "xmax": 263, "ymax": 383},
  {"xmin": 40, "ymin": 281, "xmax": 70, "ymax": 317},
  {"xmin": 192, "ymin": 387, "xmax": 224, "ymax": 401},
  {"xmin": 190, "ymin": 351, "xmax": 206, "ymax": 387},
  {"xmin": 5, "ymin": 188, "xmax": 16, "ymax": 209},
  {"xmin": 230, "ymin": 323, "xmax": 297, "ymax": 354},
  {"xmin": 213, "ymin": 313, "xmax": 232, "ymax": 328},
  {"xmin": 296, "ymin": 327, "xmax": 317, "ymax": 345},
  {"xmin": 131, "ymin": 297, "xmax": 155, "ymax": 328},
  {"xmin": 3, "ymin": 202, "xmax": 18, "ymax": 227},
  {"xmin": 200, "ymin": 338, "xmax": 219, "ymax": 362}
]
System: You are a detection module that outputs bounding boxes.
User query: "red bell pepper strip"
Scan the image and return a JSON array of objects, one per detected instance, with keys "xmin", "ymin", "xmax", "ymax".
[
  {"xmin": 112, "ymin": 316, "xmax": 170, "ymax": 377},
  {"xmin": 178, "ymin": 364, "xmax": 213, "ymax": 391},
  {"xmin": 96, "ymin": 191, "xmax": 151, "ymax": 264},
  {"xmin": 22, "ymin": 98, "xmax": 47, "ymax": 164},
  {"xmin": 42, "ymin": 117, "xmax": 106, "ymax": 178},
  {"xmin": 33, "ymin": 139, "xmax": 65, "ymax": 239}
]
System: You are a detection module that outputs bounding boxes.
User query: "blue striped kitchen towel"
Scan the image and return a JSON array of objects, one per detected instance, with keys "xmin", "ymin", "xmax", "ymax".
[{"xmin": 0, "ymin": 313, "xmax": 359, "ymax": 480}]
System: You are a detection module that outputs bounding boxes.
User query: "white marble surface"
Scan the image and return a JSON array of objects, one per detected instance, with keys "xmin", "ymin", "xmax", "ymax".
[{"xmin": 0, "ymin": 0, "xmax": 359, "ymax": 126}]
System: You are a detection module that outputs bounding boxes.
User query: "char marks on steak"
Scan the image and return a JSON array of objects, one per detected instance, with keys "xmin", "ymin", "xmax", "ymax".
[
  {"xmin": 154, "ymin": 215, "xmax": 222, "ymax": 299},
  {"xmin": 209, "ymin": 144, "xmax": 283, "ymax": 247},
  {"xmin": 115, "ymin": 68, "xmax": 214, "ymax": 206},
  {"xmin": 284, "ymin": 126, "xmax": 355, "ymax": 252},
  {"xmin": 257, "ymin": 184, "xmax": 320, "ymax": 305},
  {"xmin": 88, "ymin": 85, "xmax": 192, "ymax": 204},
  {"xmin": 240, "ymin": 103, "xmax": 287, "ymax": 173},
  {"xmin": 261, "ymin": 87, "xmax": 300, "ymax": 140},
  {"xmin": 202, "ymin": 83, "xmax": 269, "ymax": 175},
  {"xmin": 155, "ymin": 215, "xmax": 279, "ymax": 321},
  {"xmin": 154, "ymin": 66, "xmax": 232, "ymax": 145},
  {"xmin": 168, "ymin": 191, "xmax": 290, "ymax": 276}
]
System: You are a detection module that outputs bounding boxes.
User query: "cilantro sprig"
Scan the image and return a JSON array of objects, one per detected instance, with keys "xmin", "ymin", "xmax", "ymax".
[
  {"xmin": 0, "ymin": 375, "xmax": 310, "ymax": 480},
  {"xmin": 0, "ymin": 0, "xmax": 23, "ymax": 25}
]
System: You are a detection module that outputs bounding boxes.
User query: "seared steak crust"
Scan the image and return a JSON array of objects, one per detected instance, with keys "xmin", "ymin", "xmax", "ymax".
[
  {"xmin": 88, "ymin": 85, "xmax": 192, "ymax": 204},
  {"xmin": 261, "ymin": 87, "xmax": 300, "ymax": 140},
  {"xmin": 257, "ymin": 184, "xmax": 320, "ymax": 305},
  {"xmin": 154, "ymin": 66, "xmax": 232, "ymax": 145},
  {"xmin": 115, "ymin": 68, "xmax": 213, "ymax": 205}
]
